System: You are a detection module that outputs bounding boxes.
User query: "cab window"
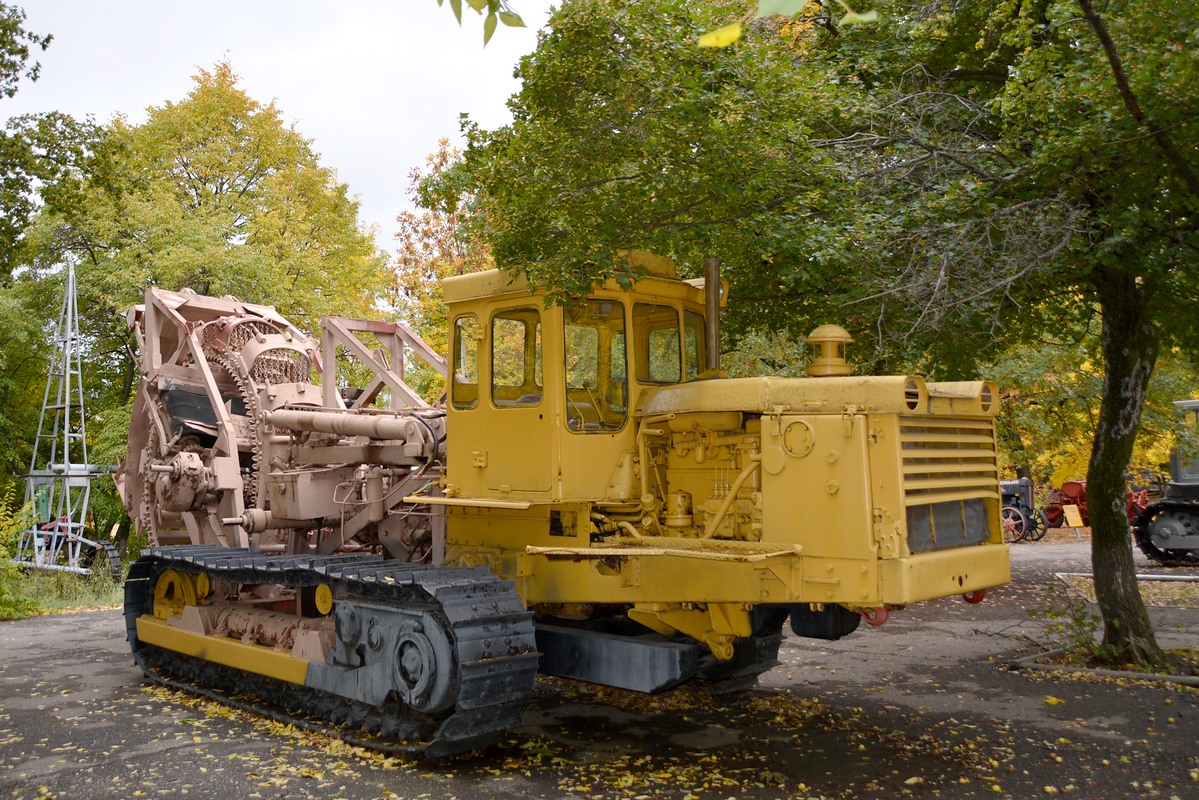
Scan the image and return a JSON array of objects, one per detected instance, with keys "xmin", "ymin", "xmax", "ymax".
[
  {"xmin": 684, "ymin": 310, "xmax": 706, "ymax": 379},
  {"xmin": 491, "ymin": 307, "xmax": 542, "ymax": 406},
  {"xmin": 634, "ymin": 303, "xmax": 682, "ymax": 384},
  {"xmin": 564, "ymin": 300, "xmax": 627, "ymax": 432},
  {"xmin": 451, "ymin": 314, "xmax": 478, "ymax": 409}
]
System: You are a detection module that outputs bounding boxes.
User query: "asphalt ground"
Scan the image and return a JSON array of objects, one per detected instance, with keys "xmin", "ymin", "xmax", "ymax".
[{"xmin": 1, "ymin": 540, "xmax": 1196, "ymax": 800}]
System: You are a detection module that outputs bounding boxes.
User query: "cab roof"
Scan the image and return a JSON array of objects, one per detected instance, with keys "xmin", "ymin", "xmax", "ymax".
[{"xmin": 442, "ymin": 263, "xmax": 708, "ymax": 307}]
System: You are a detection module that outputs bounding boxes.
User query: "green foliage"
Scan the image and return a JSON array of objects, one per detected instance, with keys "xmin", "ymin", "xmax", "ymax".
[
  {"xmin": 1029, "ymin": 582, "xmax": 1115, "ymax": 667},
  {"xmin": 424, "ymin": 0, "xmax": 1199, "ymax": 417},
  {"xmin": 0, "ymin": 2, "xmax": 49, "ymax": 99},
  {"xmin": 10, "ymin": 61, "xmax": 391, "ymax": 510},
  {"xmin": 722, "ymin": 329, "xmax": 810, "ymax": 379},
  {"xmin": 1, "ymin": 490, "xmax": 122, "ymax": 619},
  {"xmin": 0, "ymin": 281, "xmax": 48, "ymax": 497},
  {"xmin": 394, "ymin": 139, "xmax": 493, "ymax": 402},
  {"xmin": 0, "ymin": 4, "xmax": 95, "ymax": 277},
  {"xmin": 842, "ymin": 0, "xmax": 1199, "ymax": 354},
  {"xmin": 26, "ymin": 62, "xmax": 387, "ymax": 333},
  {"xmin": 17, "ymin": 565, "xmax": 122, "ymax": 614},
  {"xmin": 0, "ymin": 489, "xmax": 36, "ymax": 620},
  {"xmin": 438, "ymin": 0, "xmax": 526, "ymax": 44},
  {"xmin": 423, "ymin": 0, "xmax": 871, "ymax": 352},
  {"xmin": 992, "ymin": 328, "xmax": 1197, "ymax": 485},
  {"xmin": 0, "ymin": 111, "xmax": 95, "ymax": 277},
  {"xmin": 86, "ymin": 401, "xmax": 132, "ymax": 545}
]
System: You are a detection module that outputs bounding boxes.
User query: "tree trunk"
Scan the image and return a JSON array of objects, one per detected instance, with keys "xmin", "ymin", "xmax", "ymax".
[
  {"xmin": 1086, "ymin": 267, "xmax": 1167, "ymax": 668},
  {"xmin": 999, "ymin": 401, "xmax": 1033, "ymax": 481},
  {"xmin": 119, "ymin": 331, "xmax": 138, "ymax": 406}
]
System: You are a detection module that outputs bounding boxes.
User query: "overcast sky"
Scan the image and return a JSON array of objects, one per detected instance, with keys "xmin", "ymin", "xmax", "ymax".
[{"xmin": 5, "ymin": 0, "xmax": 557, "ymax": 254}]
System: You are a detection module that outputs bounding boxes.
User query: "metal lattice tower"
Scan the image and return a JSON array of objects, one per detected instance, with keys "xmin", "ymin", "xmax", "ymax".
[{"xmin": 14, "ymin": 263, "xmax": 120, "ymax": 578}]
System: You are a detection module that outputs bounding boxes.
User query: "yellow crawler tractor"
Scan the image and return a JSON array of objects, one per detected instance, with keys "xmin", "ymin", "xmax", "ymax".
[{"xmin": 120, "ymin": 256, "xmax": 1009, "ymax": 757}]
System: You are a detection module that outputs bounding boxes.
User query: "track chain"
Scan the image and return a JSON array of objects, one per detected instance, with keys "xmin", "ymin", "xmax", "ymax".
[
  {"xmin": 1132, "ymin": 500, "xmax": 1199, "ymax": 566},
  {"xmin": 125, "ymin": 547, "xmax": 540, "ymax": 758}
]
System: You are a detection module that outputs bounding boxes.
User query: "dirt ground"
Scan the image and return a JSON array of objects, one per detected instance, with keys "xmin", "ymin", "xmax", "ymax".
[
  {"xmin": 1038, "ymin": 527, "xmax": 1094, "ymax": 544},
  {"xmin": 1, "ymin": 541, "xmax": 1196, "ymax": 800}
]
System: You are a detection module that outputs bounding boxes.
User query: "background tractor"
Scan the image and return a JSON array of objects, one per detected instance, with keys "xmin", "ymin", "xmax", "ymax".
[{"xmin": 1131, "ymin": 400, "xmax": 1199, "ymax": 565}]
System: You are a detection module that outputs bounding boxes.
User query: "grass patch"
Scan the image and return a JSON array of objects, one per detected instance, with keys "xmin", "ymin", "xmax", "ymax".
[
  {"xmin": 2, "ymin": 489, "xmax": 126, "ymax": 619},
  {"xmin": 2, "ymin": 561, "xmax": 124, "ymax": 620},
  {"xmin": 1059, "ymin": 573, "xmax": 1199, "ymax": 608},
  {"xmin": 16, "ymin": 566, "xmax": 124, "ymax": 614}
]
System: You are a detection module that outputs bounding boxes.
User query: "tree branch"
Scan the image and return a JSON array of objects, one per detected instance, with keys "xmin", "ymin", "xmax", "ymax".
[
  {"xmin": 1078, "ymin": 0, "xmax": 1199, "ymax": 197},
  {"xmin": 939, "ymin": 68, "xmax": 1007, "ymax": 84},
  {"xmin": 564, "ymin": 172, "xmax": 642, "ymax": 196}
]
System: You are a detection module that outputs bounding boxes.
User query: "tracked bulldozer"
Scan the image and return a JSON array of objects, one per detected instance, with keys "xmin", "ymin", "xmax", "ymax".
[{"xmin": 120, "ymin": 256, "xmax": 1010, "ymax": 756}]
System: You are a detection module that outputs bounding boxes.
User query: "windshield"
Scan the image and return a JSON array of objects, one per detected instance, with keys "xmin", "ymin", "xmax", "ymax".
[{"xmin": 564, "ymin": 300, "xmax": 627, "ymax": 433}]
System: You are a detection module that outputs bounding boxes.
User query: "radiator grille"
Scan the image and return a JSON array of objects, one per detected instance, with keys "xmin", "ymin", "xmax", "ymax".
[{"xmin": 900, "ymin": 417, "xmax": 998, "ymax": 552}]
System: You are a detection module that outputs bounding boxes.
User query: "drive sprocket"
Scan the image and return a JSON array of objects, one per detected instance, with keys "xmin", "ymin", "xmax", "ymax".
[{"xmin": 1132, "ymin": 500, "xmax": 1199, "ymax": 566}]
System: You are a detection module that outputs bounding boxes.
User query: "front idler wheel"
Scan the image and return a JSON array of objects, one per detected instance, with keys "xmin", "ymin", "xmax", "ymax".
[{"xmin": 393, "ymin": 616, "xmax": 455, "ymax": 713}]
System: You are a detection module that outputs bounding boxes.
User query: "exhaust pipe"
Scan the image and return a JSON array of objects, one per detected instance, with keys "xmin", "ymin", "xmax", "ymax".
[{"xmin": 704, "ymin": 256, "xmax": 720, "ymax": 372}]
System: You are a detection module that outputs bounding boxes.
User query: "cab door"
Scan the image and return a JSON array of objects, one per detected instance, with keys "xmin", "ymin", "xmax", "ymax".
[{"xmin": 484, "ymin": 306, "xmax": 552, "ymax": 493}]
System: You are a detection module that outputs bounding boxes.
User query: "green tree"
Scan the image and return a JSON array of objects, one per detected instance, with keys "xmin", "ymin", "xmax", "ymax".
[
  {"xmin": 17, "ymin": 61, "xmax": 389, "ymax": 542},
  {"xmin": 395, "ymin": 138, "xmax": 493, "ymax": 400},
  {"xmin": 989, "ymin": 328, "xmax": 1193, "ymax": 487},
  {"xmin": 0, "ymin": 1, "xmax": 51, "ymax": 276},
  {"xmin": 31, "ymin": 62, "xmax": 385, "ymax": 322},
  {"xmin": 828, "ymin": 0, "xmax": 1198, "ymax": 668},
  {"xmin": 0, "ymin": 4, "xmax": 95, "ymax": 495},
  {"xmin": 0, "ymin": 4, "xmax": 94, "ymax": 277},
  {"xmin": 23, "ymin": 61, "xmax": 388, "ymax": 395},
  {"xmin": 0, "ymin": 282, "xmax": 46, "ymax": 498},
  {"xmin": 425, "ymin": 0, "xmax": 877, "ymax": 345},
  {"xmin": 423, "ymin": 0, "xmax": 1199, "ymax": 668}
]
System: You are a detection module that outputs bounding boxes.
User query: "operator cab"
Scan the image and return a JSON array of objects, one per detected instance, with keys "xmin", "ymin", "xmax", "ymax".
[
  {"xmin": 441, "ymin": 258, "xmax": 710, "ymax": 502},
  {"xmin": 1169, "ymin": 399, "xmax": 1199, "ymax": 495}
]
